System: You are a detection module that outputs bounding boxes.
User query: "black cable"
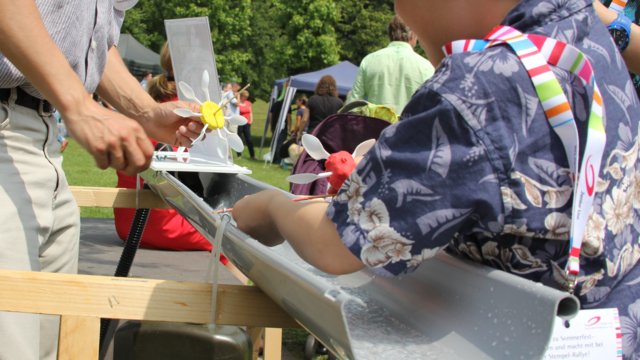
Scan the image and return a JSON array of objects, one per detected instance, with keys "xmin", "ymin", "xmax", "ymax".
[{"xmin": 98, "ymin": 206, "xmax": 151, "ymax": 359}]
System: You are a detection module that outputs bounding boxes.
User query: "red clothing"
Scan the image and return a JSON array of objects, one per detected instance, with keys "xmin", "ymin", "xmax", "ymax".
[
  {"xmin": 238, "ymin": 100, "xmax": 252, "ymax": 124},
  {"xmin": 113, "ymin": 126, "xmax": 227, "ymax": 263}
]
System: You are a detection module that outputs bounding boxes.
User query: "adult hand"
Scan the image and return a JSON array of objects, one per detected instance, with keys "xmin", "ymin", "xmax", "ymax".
[
  {"xmin": 62, "ymin": 96, "xmax": 155, "ymax": 176},
  {"xmin": 94, "ymin": 47, "xmax": 204, "ymax": 150},
  {"xmin": 139, "ymin": 100, "xmax": 204, "ymax": 147},
  {"xmin": 232, "ymin": 190, "xmax": 286, "ymax": 247}
]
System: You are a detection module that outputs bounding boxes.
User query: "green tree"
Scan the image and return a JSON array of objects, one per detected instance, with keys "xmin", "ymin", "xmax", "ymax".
[
  {"xmin": 120, "ymin": 0, "xmax": 400, "ymax": 100},
  {"xmin": 335, "ymin": 0, "xmax": 394, "ymax": 64},
  {"xmin": 122, "ymin": 1, "xmax": 254, "ymax": 87},
  {"xmin": 122, "ymin": 0, "xmax": 212, "ymax": 52},
  {"xmin": 244, "ymin": 1, "xmax": 291, "ymax": 99},
  {"xmin": 271, "ymin": 0, "xmax": 341, "ymax": 74},
  {"xmin": 207, "ymin": 0, "xmax": 253, "ymax": 86}
]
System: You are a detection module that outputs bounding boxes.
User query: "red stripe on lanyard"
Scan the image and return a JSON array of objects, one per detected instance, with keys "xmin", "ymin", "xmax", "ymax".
[
  {"xmin": 444, "ymin": 42, "xmax": 453, "ymax": 56},
  {"xmin": 549, "ymin": 40, "xmax": 566, "ymax": 66},
  {"xmin": 528, "ymin": 63, "xmax": 549, "ymax": 78},
  {"xmin": 463, "ymin": 39, "xmax": 471, "ymax": 52}
]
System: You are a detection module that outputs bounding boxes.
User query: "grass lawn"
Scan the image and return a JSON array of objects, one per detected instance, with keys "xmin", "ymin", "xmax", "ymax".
[{"xmin": 62, "ymin": 98, "xmax": 294, "ymax": 218}]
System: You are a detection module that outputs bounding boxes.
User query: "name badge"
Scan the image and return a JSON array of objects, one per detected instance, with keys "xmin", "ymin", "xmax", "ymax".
[{"xmin": 542, "ymin": 308, "xmax": 622, "ymax": 359}]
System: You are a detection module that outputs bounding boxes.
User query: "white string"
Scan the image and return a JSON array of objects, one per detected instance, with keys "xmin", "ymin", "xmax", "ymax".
[
  {"xmin": 135, "ymin": 173, "xmax": 140, "ymax": 210},
  {"xmin": 207, "ymin": 213, "xmax": 229, "ymax": 325}
]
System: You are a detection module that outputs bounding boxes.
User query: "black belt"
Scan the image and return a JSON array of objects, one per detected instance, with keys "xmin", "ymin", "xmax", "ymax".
[{"xmin": 0, "ymin": 87, "xmax": 54, "ymax": 113}]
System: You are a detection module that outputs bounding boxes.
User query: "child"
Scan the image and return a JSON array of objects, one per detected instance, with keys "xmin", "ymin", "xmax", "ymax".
[{"xmin": 233, "ymin": 1, "xmax": 640, "ymax": 356}]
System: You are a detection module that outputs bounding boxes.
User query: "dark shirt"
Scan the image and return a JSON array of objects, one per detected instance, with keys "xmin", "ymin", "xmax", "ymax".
[{"xmin": 306, "ymin": 94, "xmax": 344, "ymax": 133}]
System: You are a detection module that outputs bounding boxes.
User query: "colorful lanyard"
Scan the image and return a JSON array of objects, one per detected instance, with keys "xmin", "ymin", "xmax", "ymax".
[
  {"xmin": 609, "ymin": 0, "xmax": 628, "ymax": 14},
  {"xmin": 443, "ymin": 26, "xmax": 607, "ymax": 291}
]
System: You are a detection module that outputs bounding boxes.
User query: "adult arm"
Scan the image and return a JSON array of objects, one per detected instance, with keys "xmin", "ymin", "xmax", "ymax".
[
  {"xmin": 0, "ymin": 1, "xmax": 198, "ymax": 175},
  {"xmin": 594, "ymin": 0, "xmax": 640, "ymax": 74},
  {"xmin": 96, "ymin": 47, "xmax": 202, "ymax": 147},
  {"xmin": 232, "ymin": 189, "xmax": 365, "ymax": 275}
]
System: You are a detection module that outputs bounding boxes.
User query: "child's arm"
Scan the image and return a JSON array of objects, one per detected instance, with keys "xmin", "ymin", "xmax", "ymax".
[{"xmin": 232, "ymin": 189, "xmax": 366, "ymax": 274}]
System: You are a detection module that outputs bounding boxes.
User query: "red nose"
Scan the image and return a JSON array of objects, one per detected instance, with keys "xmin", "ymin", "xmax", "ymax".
[{"xmin": 325, "ymin": 151, "xmax": 356, "ymax": 194}]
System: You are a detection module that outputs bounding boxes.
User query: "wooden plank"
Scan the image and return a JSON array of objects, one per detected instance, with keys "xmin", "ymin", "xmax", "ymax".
[
  {"xmin": 70, "ymin": 186, "xmax": 170, "ymax": 209},
  {"xmin": 0, "ymin": 270, "xmax": 300, "ymax": 329},
  {"xmin": 68, "ymin": 185, "xmax": 288, "ymax": 358},
  {"xmin": 264, "ymin": 328, "xmax": 283, "ymax": 360},
  {"xmin": 58, "ymin": 315, "xmax": 100, "ymax": 360}
]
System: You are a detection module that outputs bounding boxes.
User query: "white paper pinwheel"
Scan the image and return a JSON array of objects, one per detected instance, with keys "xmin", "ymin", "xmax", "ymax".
[
  {"xmin": 287, "ymin": 134, "xmax": 376, "ymax": 194},
  {"xmin": 173, "ymin": 70, "xmax": 247, "ymax": 153}
]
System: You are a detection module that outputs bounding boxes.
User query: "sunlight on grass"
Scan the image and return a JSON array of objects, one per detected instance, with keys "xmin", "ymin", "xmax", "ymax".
[{"xmin": 62, "ymin": 140, "xmax": 117, "ymax": 218}]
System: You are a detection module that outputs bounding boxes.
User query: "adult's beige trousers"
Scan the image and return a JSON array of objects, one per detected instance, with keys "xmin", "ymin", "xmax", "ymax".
[{"xmin": 0, "ymin": 91, "xmax": 80, "ymax": 360}]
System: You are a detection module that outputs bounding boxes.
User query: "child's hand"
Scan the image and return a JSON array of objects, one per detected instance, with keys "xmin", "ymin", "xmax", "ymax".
[{"xmin": 232, "ymin": 190, "xmax": 286, "ymax": 247}]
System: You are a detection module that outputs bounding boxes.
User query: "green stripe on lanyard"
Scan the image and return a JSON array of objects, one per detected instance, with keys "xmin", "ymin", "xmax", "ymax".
[
  {"xmin": 443, "ymin": 26, "xmax": 606, "ymax": 291},
  {"xmin": 570, "ymin": 51, "xmax": 585, "ymax": 73}
]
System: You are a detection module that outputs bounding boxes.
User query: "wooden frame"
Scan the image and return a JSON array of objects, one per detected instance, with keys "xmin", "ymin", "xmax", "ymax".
[
  {"xmin": 70, "ymin": 186, "xmax": 171, "ymax": 209},
  {"xmin": 0, "ymin": 270, "xmax": 298, "ymax": 359},
  {"xmin": 0, "ymin": 186, "xmax": 298, "ymax": 359}
]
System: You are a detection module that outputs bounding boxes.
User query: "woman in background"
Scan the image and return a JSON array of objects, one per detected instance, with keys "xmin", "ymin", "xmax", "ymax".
[
  {"xmin": 304, "ymin": 75, "xmax": 343, "ymax": 133},
  {"xmin": 237, "ymin": 89, "xmax": 256, "ymax": 160}
]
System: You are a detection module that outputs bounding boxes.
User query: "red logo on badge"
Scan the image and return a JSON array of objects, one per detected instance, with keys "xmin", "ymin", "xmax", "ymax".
[
  {"xmin": 585, "ymin": 156, "xmax": 595, "ymax": 196},
  {"xmin": 586, "ymin": 316, "xmax": 601, "ymax": 326}
]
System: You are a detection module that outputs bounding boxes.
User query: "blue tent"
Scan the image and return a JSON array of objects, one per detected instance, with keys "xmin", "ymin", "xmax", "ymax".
[
  {"xmin": 275, "ymin": 61, "xmax": 358, "ymax": 96},
  {"xmin": 261, "ymin": 61, "xmax": 359, "ymax": 159}
]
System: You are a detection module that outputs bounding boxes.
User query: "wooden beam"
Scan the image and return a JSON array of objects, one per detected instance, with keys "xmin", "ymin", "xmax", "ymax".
[
  {"xmin": 70, "ymin": 186, "xmax": 170, "ymax": 209},
  {"xmin": 264, "ymin": 328, "xmax": 283, "ymax": 360},
  {"xmin": 0, "ymin": 270, "xmax": 300, "ymax": 329},
  {"xmin": 58, "ymin": 315, "xmax": 100, "ymax": 360}
]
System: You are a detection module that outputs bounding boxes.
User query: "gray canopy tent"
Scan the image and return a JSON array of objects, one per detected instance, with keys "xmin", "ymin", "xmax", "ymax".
[{"xmin": 117, "ymin": 34, "xmax": 162, "ymax": 79}]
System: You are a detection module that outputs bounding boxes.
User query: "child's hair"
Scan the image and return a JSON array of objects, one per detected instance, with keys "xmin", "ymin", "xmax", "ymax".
[
  {"xmin": 239, "ymin": 90, "xmax": 250, "ymax": 98},
  {"xmin": 296, "ymin": 94, "xmax": 308, "ymax": 106},
  {"xmin": 387, "ymin": 15, "xmax": 412, "ymax": 42},
  {"xmin": 315, "ymin": 75, "xmax": 338, "ymax": 97},
  {"xmin": 147, "ymin": 42, "xmax": 176, "ymax": 102}
]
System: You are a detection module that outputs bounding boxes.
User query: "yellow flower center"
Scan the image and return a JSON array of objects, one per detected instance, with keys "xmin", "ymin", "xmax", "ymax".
[{"xmin": 200, "ymin": 101, "xmax": 225, "ymax": 129}]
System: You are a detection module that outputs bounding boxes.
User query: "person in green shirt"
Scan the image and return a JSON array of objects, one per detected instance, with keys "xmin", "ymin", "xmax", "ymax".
[{"xmin": 347, "ymin": 15, "xmax": 435, "ymax": 114}]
